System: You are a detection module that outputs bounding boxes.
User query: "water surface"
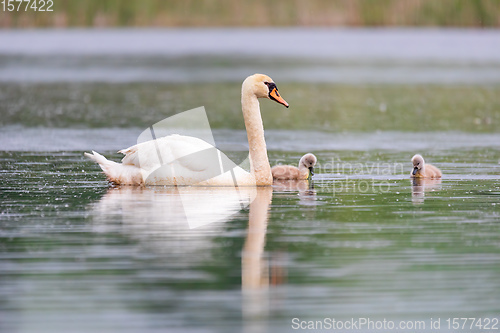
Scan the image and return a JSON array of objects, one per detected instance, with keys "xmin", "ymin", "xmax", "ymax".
[{"xmin": 1, "ymin": 134, "xmax": 499, "ymax": 332}]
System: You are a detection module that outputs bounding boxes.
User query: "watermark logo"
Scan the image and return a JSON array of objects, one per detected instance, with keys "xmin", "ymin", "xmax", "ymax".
[
  {"xmin": 272, "ymin": 156, "xmax": 405, "ymax": 196},
  {"xmin": 126, "ymin": 107, "xmax": 409, "ymax": 228},
  {"xmin": 134, "ymin": 106, "xmax": 255, "ymax": 228}
]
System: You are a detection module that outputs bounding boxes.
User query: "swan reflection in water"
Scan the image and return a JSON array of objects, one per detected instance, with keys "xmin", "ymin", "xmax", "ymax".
[
  {"xmin": 273, "ymin": 179, "xmax": 317, "ymax": 206},
  {"xmin": 90, "ymin": 183, "xmax": 316, "ymax": 329},
  {"xmin": 241, "ymin": 181, "xmax": 317, "ymax": 328},
  {"xmin": 91, "ymin": 186, "xmax": 256, "ymax": 256},
  {"xmin": 411, "ymin": 178, "xmax": 442, "ymax": 204}
]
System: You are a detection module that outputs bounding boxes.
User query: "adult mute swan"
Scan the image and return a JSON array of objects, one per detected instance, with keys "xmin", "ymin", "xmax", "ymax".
[
  {"xmin": 410, "ymin": 154, "xmax": 442, "ymax": 178},
  {"xmin": 85, "ymin": 74, "xmax": 289, "ymax": 186}
]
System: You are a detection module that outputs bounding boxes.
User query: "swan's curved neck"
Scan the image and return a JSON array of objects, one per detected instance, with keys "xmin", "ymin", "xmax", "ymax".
[{"xmin": 242, "ymin": 91, "xmax": 272, "ymax": 185}]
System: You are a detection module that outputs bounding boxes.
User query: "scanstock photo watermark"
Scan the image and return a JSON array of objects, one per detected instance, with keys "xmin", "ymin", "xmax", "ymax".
[
  {"xmin": 272, "ymin": 157, "xmax": 405, "ymax": 196},
  {"xmin": 291, "ymin": 317, "xmax": 499, "ymax": 331}
]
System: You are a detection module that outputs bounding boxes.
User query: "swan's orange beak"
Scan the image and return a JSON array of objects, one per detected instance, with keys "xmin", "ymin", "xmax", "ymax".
[{"xmin": 269, "ymin": 88, "xmax": 289, "ymax": 108}]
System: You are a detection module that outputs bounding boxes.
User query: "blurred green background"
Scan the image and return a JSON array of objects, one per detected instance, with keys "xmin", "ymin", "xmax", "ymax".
[
  {"xmin": 1, "ymin": 0, "xmax": 499, "ymax": 28},
  {"xmin": 1, "ymin": 82, "xmax": 499, "ymax": 132}
]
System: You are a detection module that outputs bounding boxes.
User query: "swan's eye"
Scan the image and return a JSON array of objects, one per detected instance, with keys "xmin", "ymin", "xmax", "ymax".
[
  {"xmin": 263, "ymin": 81, "xmax": 276, "ymax": 90},
  {"xmin": 265, "ymin": 82, "xmax": 277, "ymax": 92}
]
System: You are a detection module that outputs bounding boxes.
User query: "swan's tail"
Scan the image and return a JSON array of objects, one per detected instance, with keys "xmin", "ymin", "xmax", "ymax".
[
  {"xmin": 84, "ymin": 150, "xmax": 111, "ymax": 167},
  {"xmin": 84, "ymin": 151, "xmax": 143, "ymax": 185}
]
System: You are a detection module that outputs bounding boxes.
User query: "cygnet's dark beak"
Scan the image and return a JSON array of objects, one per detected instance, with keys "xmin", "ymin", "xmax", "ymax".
[
  {"xmin": 412, "ymin": 166, "xmax": 418, "ymax": 175},
  {"xmin": 309, "ymin": 166, "xmax": 315, "ymax": 176}
]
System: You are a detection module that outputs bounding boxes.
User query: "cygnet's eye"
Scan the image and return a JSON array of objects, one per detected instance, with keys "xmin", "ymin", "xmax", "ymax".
[{"xmin": 417, "ymin": 162, "xmax": 420, "ymax": 166}]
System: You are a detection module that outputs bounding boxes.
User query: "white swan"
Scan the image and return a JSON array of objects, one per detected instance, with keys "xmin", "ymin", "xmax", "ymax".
[{"xmin": 85, "ymin": 74, "xmax": 289, "ymax": 186}]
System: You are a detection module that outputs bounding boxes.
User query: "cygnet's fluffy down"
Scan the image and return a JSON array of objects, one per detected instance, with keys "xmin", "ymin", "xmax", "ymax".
[
  {"xmin": 410, "ymin": 154, "xmax": 442, "ymax": 178},
  {"xmin": 272, "ymin": 153, "xmax": 317, "ymax": 180}
]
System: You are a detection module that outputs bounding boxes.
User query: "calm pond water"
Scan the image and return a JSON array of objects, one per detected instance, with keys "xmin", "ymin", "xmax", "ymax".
[{"xmin": 1, "ymin": 29, "xmax": 500, "ymax": 332}]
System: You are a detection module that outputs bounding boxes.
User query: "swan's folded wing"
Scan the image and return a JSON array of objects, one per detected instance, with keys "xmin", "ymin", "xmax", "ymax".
[
  {"xmin": 119, "ymin": 134, "xmax": 215, "ymax": 174},
  {"xmin": 119, "ymin": 141, "xmax": 166, "ymax": 171},
  {"xmin": 116, "ymin": 134, "xmax": 252, "ymax": 185},
  {"xmin": 119, "ymin": 146, "xmax": 139, "ymax": 164}
]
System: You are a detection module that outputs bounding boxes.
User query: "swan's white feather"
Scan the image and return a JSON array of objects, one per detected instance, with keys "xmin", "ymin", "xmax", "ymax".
[
  {"xmin": 87, "ymin": 134, "xmax": 255, "ymax": 186},
  {"xmin": 119, "ymin": 135, "xmax": 209, "ymax": 169}
]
